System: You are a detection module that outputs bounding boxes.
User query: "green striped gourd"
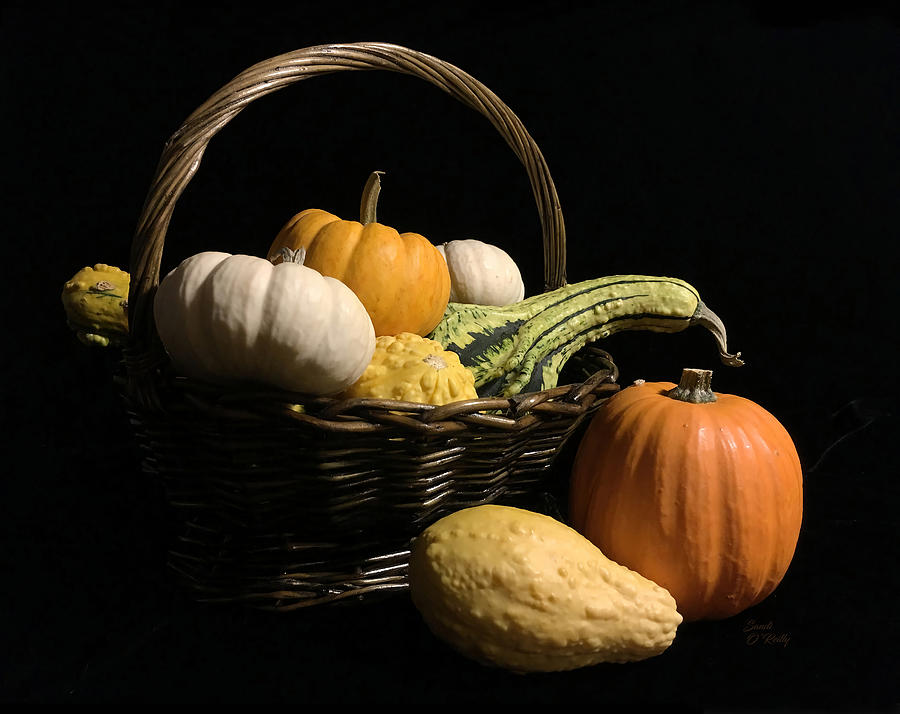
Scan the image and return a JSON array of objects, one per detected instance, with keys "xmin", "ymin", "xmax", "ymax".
[{"xmin": 427, "ymin": 275, "xmax": 742, "ymax": 398}]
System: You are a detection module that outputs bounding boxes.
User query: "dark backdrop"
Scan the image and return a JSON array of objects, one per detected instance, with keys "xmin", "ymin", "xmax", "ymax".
[{"xmin": 3, "ymin": 1, "xmax": 898, "ymax": 708}]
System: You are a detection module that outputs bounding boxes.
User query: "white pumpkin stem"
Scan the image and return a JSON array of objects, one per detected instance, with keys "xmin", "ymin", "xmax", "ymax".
[
  {"xmin": 667, "ymin": 368, "xmax": 717, "ymax": 404},
  {"xmin": 360, "ymin": 170, "xmax": 385, "ymax": 225},
  {"xmin": 276, "ymin": 246, "xmax": 307, "ymax": 265}
]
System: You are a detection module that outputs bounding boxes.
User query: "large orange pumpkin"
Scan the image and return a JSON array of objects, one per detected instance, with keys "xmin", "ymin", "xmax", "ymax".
[
  {"xmin": 569, "ymin": 368, "xmax": 803, "ymax": 622},
  {"xmin": 268, "ymin": 172, "xmax": 451, "ymax": 337}
]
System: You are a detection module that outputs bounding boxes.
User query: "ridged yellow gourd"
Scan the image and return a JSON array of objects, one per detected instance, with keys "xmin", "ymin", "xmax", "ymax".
[{"xmin": 408, "ymin": 504, "xmax": 683, "ymax": 673}]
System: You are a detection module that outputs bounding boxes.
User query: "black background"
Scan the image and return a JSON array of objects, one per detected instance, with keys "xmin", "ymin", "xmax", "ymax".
[{"xmin": 3, "ymin": 1, "xmax": 898, "ymax": 709}]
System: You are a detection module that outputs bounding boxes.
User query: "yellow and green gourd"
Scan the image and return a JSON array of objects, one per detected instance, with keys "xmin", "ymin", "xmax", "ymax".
[
  {"xmin": 428, "ymin": 274, "xmax": 743, "ymax": 397},
  {"xmin": 342, "ymin": 332, "xmax": 478, "ymax": 405},
  {"xmin": 61, "ymin": 264, "xmax": 130, "ymax": 347}
]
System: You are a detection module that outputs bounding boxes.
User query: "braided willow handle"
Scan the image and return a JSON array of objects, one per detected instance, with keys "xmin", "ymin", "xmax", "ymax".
[{"xmin": 127, "ymin": 42, "xmax": 567, "ymax": 350}]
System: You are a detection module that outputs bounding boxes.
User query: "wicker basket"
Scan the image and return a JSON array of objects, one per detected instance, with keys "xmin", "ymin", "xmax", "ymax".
[{"xmin": 120, "ymin": 42, "xmax": 620, "ymax": 609}]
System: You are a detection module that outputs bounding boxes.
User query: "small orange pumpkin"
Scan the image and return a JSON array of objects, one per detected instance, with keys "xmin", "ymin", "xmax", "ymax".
[
  {"xmin": 268, "ymin": 172, "xmax": 451, "ymax": 337},
  {"xmin": 569, "ymin": 368, "xmax": 803, "ymax": 623}
]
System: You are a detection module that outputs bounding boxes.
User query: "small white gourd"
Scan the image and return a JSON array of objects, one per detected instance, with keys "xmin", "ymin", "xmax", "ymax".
[{"xmin": 436, "ymin": 239, "xmax": 525, "ymax": 306}]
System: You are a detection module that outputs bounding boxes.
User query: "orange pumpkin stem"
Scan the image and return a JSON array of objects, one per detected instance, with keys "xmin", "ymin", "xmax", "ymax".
[
  {"xmin": 667, "ymin": 368, "xmax": 717, "ymax": 404},
  {"xmin": 360, "ymin": 170, "xmax": 385, "ymax": 225}
]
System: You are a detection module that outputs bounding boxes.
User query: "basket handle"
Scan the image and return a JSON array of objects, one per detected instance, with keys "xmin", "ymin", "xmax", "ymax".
[{"xmin": 127, "ymin": 42, "xmax": 567, "ymax": 350}]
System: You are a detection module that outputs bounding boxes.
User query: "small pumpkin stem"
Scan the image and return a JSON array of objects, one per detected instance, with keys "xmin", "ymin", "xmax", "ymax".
[
  {"xmin": 667, "ymin": 368, "xmax": 718, "ymax": 404},
  {"xmin": 360, "ymin": 170, "xmax": 385, "ymax": 225},
  {"xmin": 276, "ymin": 246, "xmax": 307, "ymax": 265}
]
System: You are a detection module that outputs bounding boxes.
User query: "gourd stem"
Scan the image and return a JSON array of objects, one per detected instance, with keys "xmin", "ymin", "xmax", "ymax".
[
  {"xmin": 667, "ymin": 368, "xmax": 717, "ymax": 404},
  {"xmin": 276, "ymin": 246, "xmax": 307, "ymax": 265},
  {"xmin": 690, "ymin": 301, "xmax": 744, "ymax": 367},
  {"xmin": 360, "ymin": 170, "xmax": 385, "ymax": 225}
]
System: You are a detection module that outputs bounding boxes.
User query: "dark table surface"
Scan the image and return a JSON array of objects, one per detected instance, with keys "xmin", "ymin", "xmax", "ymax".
[{"xmin": 4, "ymin": 2, "xmax": 898, "ymax": 708}]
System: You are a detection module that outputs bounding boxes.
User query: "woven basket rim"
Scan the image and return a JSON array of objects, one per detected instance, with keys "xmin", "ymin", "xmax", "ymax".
[{"xmin": 120, "ymin": 345, "xmax": 620, "ymax": 434}]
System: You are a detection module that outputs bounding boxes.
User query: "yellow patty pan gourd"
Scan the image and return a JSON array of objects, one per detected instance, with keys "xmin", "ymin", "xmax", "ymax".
[
  {"xmin": 409, "ymin": 504, "xmax": 682, "ymax": 673},
  {"xmin": 61, "ymin": 263, "xmax": 130, "ymax": 347},
  {"xmin": 342, "ymin": 332, "xmax": 478, "ymax": 405},
  {"xmin": 268, "ymin": 172, "xmax": 451, "ymax": 337}
]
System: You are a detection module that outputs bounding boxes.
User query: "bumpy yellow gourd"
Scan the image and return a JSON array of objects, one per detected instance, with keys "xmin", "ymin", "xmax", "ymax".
[
  {"xmin": 61, "ymin": 264, "xmax": 130, "ymax": 347},
  {"xmin": 341, "ymin": 332, "xmax": 478, "ymax": 405},
  {"xmin": 408, "ymin": 504, "xmax": 683, "ymax": 673}
]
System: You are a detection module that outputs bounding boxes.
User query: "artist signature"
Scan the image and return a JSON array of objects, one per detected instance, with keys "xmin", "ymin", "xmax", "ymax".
[{"xmin": 743, "ymin": 618, "xmax": 791, "ymax": 647}]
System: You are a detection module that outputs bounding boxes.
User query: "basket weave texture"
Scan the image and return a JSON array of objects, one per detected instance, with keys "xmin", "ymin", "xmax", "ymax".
[{"xmin": 120, "ymin": 42, "xmax": 620, "ymax": 609}]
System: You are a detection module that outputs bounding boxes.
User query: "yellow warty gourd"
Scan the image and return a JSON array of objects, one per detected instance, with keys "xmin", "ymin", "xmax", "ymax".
[
  {"xmin": 61, "ymin": 264, "xmax": 130, "ymax": 347},
  {"xmin": 342, "ymin": 332, "xmax": 478, "ymax": 405},
  {"xmin": 408, "ymin": 504, "xmax": 683, "ymax": 673}
]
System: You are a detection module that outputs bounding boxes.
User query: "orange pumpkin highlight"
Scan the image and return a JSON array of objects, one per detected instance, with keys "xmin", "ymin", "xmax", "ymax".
[
  {"xmin": 268, "ymin": 173, "xmax": 450, "ymax": 337},
  {"xmin": 569, "ymin": 369, "xmax": 803, "ymax": 623}
]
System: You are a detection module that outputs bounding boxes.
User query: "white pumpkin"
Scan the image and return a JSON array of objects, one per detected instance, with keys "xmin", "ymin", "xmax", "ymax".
[
  {"xmin": 436, "ymin": 239, "xmax": 525, "ymax": 306},
  {"xmin": 153, "ymin": 249, "xmax": 375, "ymax": 395}
]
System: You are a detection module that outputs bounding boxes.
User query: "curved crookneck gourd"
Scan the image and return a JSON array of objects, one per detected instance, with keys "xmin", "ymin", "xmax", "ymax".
[{"xmin": 427, "ymin": 275, "xmax": 743, "ymax": 398}]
